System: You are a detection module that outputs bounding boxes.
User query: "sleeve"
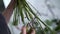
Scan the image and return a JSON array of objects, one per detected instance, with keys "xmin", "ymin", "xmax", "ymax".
[{"xmin": 0, "ymin": 13, "xmax": 11, "ymax": 34}]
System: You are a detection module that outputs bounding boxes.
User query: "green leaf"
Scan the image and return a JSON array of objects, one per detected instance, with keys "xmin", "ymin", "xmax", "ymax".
[
  {"xmin": 20, "ymin": 7, "xmax": 24, "ymax": 24},
  {"xmin": 45, "ymin": 20, "xmax": 52, "ymax": 26},
  {"xmin": 17, "ymin": 0, "xmax": 25, "ymax": 24},
  {"xmin": 24, "ymin": 8, "xmax": 30, "ymax": 21},
  {"xmin": 13, "ymin": 8, "xmax": 18, "ymax": 26},
  {"xmin": 13, "ymin": 19, "xmax": 18, "ymax": 26},
  {"xmin": 25, "ymin": 7, "xmax": 33, "ymax": 20}
]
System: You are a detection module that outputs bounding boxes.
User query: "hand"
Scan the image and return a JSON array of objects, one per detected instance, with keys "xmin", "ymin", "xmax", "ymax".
[{"xmin": 21, "ymin": 26, "xmax": 35, "ymax": 34}]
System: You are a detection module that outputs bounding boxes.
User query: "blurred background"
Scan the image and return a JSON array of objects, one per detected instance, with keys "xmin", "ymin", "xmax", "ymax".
[{"xmin": 0, "ymin": 0, "xmax": 60, "ymax": 34}]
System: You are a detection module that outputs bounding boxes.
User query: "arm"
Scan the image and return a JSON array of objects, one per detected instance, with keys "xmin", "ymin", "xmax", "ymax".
[{"xmin": 2, "ymin": 0, "xmax": 16, "ymax": 23}]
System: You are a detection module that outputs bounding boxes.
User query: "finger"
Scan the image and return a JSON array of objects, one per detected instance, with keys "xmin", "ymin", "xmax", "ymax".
[
  {"xmin": 31, "ymin": 29, "xmax": 35, "ymax": 34},
  {"xmin": 22, "ymin": 26, "xmax": 26, "ymax": 34}
]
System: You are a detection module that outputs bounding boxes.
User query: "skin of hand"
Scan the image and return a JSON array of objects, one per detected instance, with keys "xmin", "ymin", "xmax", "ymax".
[
  {"xmin": 31, "ymin": 29, "xmax": 35, "ymax": 34},
  {"xmin": 22, "ymin": 26, "xmax": 35, "ymax": 34}
]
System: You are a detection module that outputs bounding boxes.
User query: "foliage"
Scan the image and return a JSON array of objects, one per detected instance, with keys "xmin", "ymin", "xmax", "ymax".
[
  {"xmin": 12, "ymin": 0, "xmax": 57, "ymax": 34},
  {"xmin": 44, "ymin": 19, "xmax": 60, "ymax": 34}
]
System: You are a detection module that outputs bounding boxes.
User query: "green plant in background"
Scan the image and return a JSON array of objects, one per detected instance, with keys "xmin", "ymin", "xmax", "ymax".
[
  {"xmin": 44, "ymin": 19, "xmax": 60, "ymax": 34},
  {"xmin": 52, "ymin": 19, "xmax": 60, "ymax": 32},
  {"xmin": 12, "ymin": 0, "xmax": 57, "ymax": 34}
]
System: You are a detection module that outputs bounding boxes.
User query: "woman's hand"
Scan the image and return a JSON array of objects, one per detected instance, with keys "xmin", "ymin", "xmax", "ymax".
[{"xmin": 22, "ymin": 26, "xmax": 35, "ymax": 34}]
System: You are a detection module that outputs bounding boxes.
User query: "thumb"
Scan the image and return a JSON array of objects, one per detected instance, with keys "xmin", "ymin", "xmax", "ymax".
[
  {"xmin": 31, "ymin": 29, "xmax": 35, "ymax": 34},
  {"xmin": 22, "ymin": 26, "xmax": 26, "ymax": 34}
]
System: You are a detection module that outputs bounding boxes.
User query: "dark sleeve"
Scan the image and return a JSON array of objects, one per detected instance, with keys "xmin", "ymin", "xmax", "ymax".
[{"xmin": 0, "ymin": 13, "xmax": 11, "ymax": 34}]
